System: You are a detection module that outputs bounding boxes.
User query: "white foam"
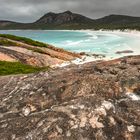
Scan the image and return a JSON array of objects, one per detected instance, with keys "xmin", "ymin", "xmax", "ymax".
[
  {"xmin": 87, "ymin": 32, "xmax": 98, "ymax": 39},
  {"xmin": 55, "ymin": 62, "xmax": 70, "ymax": 68},
  {"xmin": 54, "ymin": 54, "xmax": 115, "ymax": 68},
  {"xmin": 65, "ymin": 40, "xmax": 84, "ymax": 46}
]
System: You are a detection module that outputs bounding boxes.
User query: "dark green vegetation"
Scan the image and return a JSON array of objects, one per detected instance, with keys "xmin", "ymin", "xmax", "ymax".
[
  {"xmin": 0, "ymin": 38, "xmax": 17, "ymax": 46},
  {"xmin": 0, "ymin": 61, "xmax": 48, "ymax": 75},
  {"xmin": 0, "ymin": 34, "xmax": 49, "ymax": 54},
  {"xmin": 93, "ymin": 14, "xmax": 140, "ymax": 30},
  {"xmin": 27, "ymin": 47, "xmax": 47, "ymax": 54},
  {"xmin": 0, "ymin": 12, "xmax": 140, "ymax": 30},
  {"xmin": 0, "ymin": 34, "xmax": 48, "ymax": 47},
  {"xmin": 0, "ymin": 34, "xmax": 48, "ymax": 54}
]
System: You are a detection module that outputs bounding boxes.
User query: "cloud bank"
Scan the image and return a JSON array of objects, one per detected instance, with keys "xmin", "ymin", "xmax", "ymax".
[{"xmin": 0, "ymin": 0, "xmax": 140, "ymax": 22}]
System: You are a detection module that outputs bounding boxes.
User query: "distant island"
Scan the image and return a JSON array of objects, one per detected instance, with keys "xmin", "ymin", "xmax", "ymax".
[{"xmin": 0, "ymin": 11, "xmax": 140, "ymax": 30}]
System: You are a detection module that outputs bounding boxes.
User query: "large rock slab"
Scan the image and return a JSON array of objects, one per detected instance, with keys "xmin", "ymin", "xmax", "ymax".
[{"xmin": 0, "ymin": 55, "xmax": 140, "ymax": 140}]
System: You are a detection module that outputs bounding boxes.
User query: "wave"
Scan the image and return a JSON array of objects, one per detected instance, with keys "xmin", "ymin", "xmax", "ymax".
[
  {"xmin": 64, "ymin": 40, "xmax": 82, "ymax": 45},
  {"xmin": 73, "ymin": 49, "xmax": 92, "ymax": 53},
  {"xmin": 87, "ymin": 32, "xmax": 98, "ymax": 39},
  {"xmin": 64, "ymin": 39, "xmax": 91, "ymax": 46}
]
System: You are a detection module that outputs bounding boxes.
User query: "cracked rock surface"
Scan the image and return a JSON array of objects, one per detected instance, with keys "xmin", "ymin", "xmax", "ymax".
[{"xmin": 0, "ymin": 55, "xmax": 140, "ymax": 140}]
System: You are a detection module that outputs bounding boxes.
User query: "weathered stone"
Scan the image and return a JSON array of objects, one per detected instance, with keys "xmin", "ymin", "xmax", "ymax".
[
  {"xmin": 0, "ymin": 55, "xmax": 140, "ymax": 139},
  {"xmin": 22, "ymin": 106, "xmax": 31, "ymax": 116}
]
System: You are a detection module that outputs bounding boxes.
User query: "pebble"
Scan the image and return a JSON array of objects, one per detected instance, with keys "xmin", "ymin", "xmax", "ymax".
[
  {"xmin": 22, "ymin": 106, "xmax": 31, "ymax": 116},
  {"xmin": 127, "ymin": 125, "xmax": 135, "ymax": 132}
]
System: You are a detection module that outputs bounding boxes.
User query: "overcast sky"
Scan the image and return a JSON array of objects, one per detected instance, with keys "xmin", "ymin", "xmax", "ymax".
[{"xmin": 0, "ymin": 0, "xmax": 140, "ymax": 22}]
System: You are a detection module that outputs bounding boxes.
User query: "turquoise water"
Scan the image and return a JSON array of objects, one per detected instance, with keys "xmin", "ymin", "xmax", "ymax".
[{"xmin": 0, "ymin": 30, "xmax": 139, "ymax": 58}]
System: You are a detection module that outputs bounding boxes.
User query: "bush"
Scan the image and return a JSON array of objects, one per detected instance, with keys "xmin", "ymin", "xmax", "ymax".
[
  {"xmin": 0, "ymin": 39, "xmax": 17, "ymax": 46},
  {"xmin": 0, "ymin": 34, "xmax": 49, "ymax": 48},
  {"xmin": 0, "ymin": 61, "xmax": 49, "ymax": 75}
]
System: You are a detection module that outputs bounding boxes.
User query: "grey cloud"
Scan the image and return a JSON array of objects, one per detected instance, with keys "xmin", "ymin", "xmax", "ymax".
[{"xmin": 0, "ymin": 0, "xmax": 140, "ymax": 22}]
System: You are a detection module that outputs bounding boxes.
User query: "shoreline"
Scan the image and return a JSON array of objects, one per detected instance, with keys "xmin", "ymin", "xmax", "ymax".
[
  {"xmin": 55, "ymin": 54, "xmax": 139, "ymax": 68},
  {"xmin": 52, "ymin": 29, "xmax": 140, "ymax": 67},
  {"xmin": 1, "ymin": 29, "xmax": 140, "ymax": 34}
]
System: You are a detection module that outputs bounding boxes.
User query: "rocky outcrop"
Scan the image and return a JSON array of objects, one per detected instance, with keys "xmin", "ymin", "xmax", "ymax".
[
  {"xmin": 116, "ymin": 50, "xmax": 134, "ymax": 54},
  {"xmin": 0, "ymin": 37, "xmax": 80, "ymax": 67},
  {"xmin": 0, "ymin": 55, "xmax": 140, "ymax": 139}
]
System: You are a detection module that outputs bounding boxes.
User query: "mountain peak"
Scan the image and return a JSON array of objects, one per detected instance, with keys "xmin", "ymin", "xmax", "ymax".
[
  {"xmin": 63, "ymin": 10, "xmax": 72, "ymax": 14},
  {"xmin": 35, "ymin": 11, "xmax": 94, "ymax": 24},
  {"xmin": 43, "ymin": 12, "xmax": 57, "ymax": 16},
  {"xmin": 41, "ymin": 11, "xmax": 72, "ymax": 18}
]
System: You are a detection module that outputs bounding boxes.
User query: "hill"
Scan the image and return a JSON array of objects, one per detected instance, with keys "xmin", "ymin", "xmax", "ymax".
[
  {"xmin": 35, "ymin": 11, "xmax": 94, "ymax": 24},
  {"xmin": 96, "ymin": 14, "xmax": 140, "ymax": 24},
  {"xmin": 94, "ymin": 14, "xmax": 140, "ymax": 30}
]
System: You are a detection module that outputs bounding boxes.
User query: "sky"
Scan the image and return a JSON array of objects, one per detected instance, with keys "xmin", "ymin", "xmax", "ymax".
[{"xmin": 0, "ymin": 0, "xmax": 140, "ymax": 23}]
